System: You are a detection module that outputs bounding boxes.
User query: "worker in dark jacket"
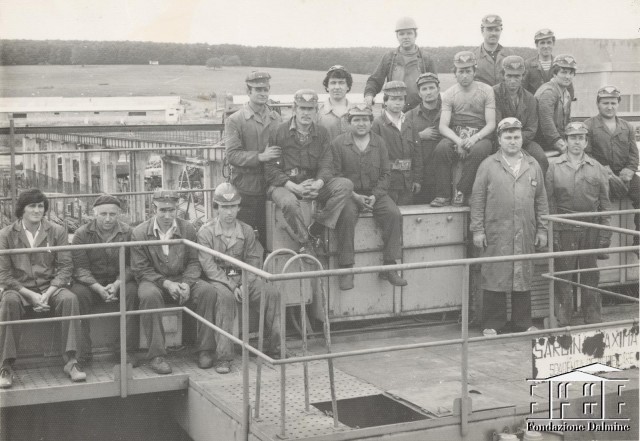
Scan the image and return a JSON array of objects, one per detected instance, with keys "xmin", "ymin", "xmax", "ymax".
[
  {"xmin": 493, "ymin": 55, "xmax": 548, "ymax": 174},
  {"xmin": 265, "ymin": 89, "xmax": 353, "ymax": 254},
  {"xmin": 471, "ymin": 14, "xmax": 514, "ymax": 86},
  {"xmin": 585, "ymin": 86, "xmax": 640, "ymax": 249},
  {"xmin": 225, "ymin": 71, "xmax": 282, "ymax": 246},
  {"xmin": 131, "ymin": 190, "xmax": 231, "ymax": 375},
  {"xmin": 0, "ymin": 189, "xmax": 84, "ymax": 388},
  {"xmin": 534, "ymin": 54, "xmax": 577, "ymax": 153},
  {"xmin": 546, "ymin": 122, "xmax": 612, "ymax": 325},
  {"xmin": 523, "ymin": 29, "xmax": 574, "ymax": 99},
  {"xmin": 372, "ymin": 81, "xmax": 422, "ymax": 205},
  {"xmin": 71, "ymin": 194, "xmax": 139, "ymax": 363},
  {"xmin": 364, "ymin": 17, "xmax": 436, "ymax": 112},
  {"xmin": 332, "ymin": 104, "xmax": 406, "ymax": 290},
  {"xmin": 405, "ymin": 72, "xmax": 442, "ymax": 203}
]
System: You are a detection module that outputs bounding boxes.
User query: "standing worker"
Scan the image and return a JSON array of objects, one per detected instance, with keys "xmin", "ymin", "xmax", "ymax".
[
  {"xmin": 317, "ymin": 65, "xmax": 353, "ymax": 142},
  {"xmin": 523, "ymin": 29, "xmax": 574, "ymax": 99},
  {"xmin": 372, "ymin": 81, "xmax": 422, "ymax": 205},
  {"xmin": 585, "ymin": 86, "xmax": 639, "ymax": 252},
  {"xmin": 546, "ymin": 122, "xmax": 611, "ymax": 325},
  {"xmin": 472, "ymin": 14, "xmax": 514, "ymax": 87},
  {"xmin": 225, "ymin": 71, "xmax": 282, "ymax": 246},
  {"xmin": 364, "ymin": 17, "xmax": 436, "ymax": 112},
  {"xmin": 470, "ymin": 118, "xmax": 548, "ymax": 335}
]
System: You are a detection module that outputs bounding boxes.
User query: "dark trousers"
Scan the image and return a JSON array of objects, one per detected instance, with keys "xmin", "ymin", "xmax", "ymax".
[
  {"xmin": 433, "ymin": 138, "xmax": 493, "ymax": 198},
  {"xmin": 137, "ymin": 279, "xmax": 230, "ymax": 359},
  {"xmin": 335, "ymin": 194, "xmax": 402, "ymax": 267},
  {"xmin": 0, "ymin": 287, "xmax": 81, "ymax": 364},
  {"xmin": 523, "ymin": 141, "xmax": 548, "ymax": 176},
  {"xmin": 388, "ymin": 189, "xmax": 414, "ymax": 206},
  {"xmin": 628, "ymin": 174, "xmax": 640, "ymax": 234},
  {"xmin": 482, "ymin": 290, "xmax": 532, "ymax": 331},
  {"xmin": 554, "ymin": 228, "xmax": 601, "ymax": 326},
  {"xmin": 72, "ymin": 280, "xmax": 139, "ymax": 357},
  {"xmin": 237, "ymin": 192, "xmax": 267, "ymax": 248}
]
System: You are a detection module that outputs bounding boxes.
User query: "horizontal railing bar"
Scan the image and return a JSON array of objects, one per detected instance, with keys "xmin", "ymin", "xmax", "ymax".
[
  {"xmin": 0, "ymin": 188, "xmax": 215, "ymax": 202},
  {"xmin": 0, "ymin": 145, "xmax": 223, "ymax": 155},
  {"xmin": 541, "ymin": 273, "xmax": 640, "ymax": 302},
  {"xmin": 185, "ymin": 240, "xmax": 273, "ymax": 280},
  {"xmin": 544, "ymin": 209, "xmax": 640, "ymax": 218},
  {"xmin": 0, "ymin": 124, "xmax": 225, "ymax": 135},
  {"xmin": 548, "ymin": 264, "xmax": 639, "ymax": 276},
  {"xmin": 0, "ymin": 306, "xmax": 183, "ymax": 326},
  {"xmin": 547, "ymin": 218, "xmax": 640, "ymax": 236}
]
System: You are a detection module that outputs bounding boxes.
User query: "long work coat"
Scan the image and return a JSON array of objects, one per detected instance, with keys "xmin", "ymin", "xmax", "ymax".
[{"xmin": 470, "ymin": 152, "xmax": 549, "ymax": 292}]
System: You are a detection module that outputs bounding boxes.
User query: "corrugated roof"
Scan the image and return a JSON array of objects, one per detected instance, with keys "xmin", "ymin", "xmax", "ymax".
[{"xmin": 0, "ymin": 96, "xmax": 182, "ymax": 113}]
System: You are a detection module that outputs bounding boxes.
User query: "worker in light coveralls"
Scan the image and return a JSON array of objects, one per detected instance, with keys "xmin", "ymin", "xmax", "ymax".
[{"xmin": 470, "ymin": 118, "xmax": 549, "ymax": 336}]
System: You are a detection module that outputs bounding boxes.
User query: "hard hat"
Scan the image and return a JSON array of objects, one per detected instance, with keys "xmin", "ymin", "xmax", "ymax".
[
  {"xmin": 534, "ymin": 28, "xmax": 555, "ymax": 42},
  {"xmin": 347, "ymin": 103, "xmax": 373, "ymax": 121},
  {"xmin": 213, "ymin": 182, "xmax": 242, "ymax": 206},
  {"xmin": 153, "ymin": 190, "xmax": 180, "ymax": 203},
  {"xmin": 552, "ymin": 54, "xmax": 577, "ymax": 71},
  {"xmin": 481, "ymin": 14, "xmax": 502, "ymax": 28},
  {"xmin": 395, "ymin": 17, "xmax": 417, "ymax": 31},
  {"xmin": 597, "ymin": 85, "xmax": 621, "ymax": 100},
  {"xmin": 502, "ymin": 55, "xmax": 525, "ymax": 74},
  {"xmin": 453, "ymin": 51, "xmax": 477, "ymax": 69},
  {"xmin": 497, "ymin": 117, "xmax": 523, "ymax": 134},
  {"xmin": 416, "ymin": 72, "xmax": 440, "ymax": 87},
  {"xmin": 564, "ymin": 122, "xmax": 588, "ymax": 136},
  {"xmin": 293, "ymin": 89, "xmax": 319, "ymax": 106},
  {"xmin": 382, "ymin": 81, "xmax": 407, "ymax": 97}
]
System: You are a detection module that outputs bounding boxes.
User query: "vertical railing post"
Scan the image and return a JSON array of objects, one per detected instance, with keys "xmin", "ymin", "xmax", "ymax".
[
  {"xmin": 9, "ymin": 120, "xmax": 16, "ymax": 220},
  {"xmin": 279, "ymin": 268, "xmax": 288, "ymax": 439},
  {"xmin": 254, "ymin": 276, "xmax": 267, "ymax": 420},
  {"xmin": 548, "ymin": 220, "xmax": 557, "ymax": 328},
  {"xmin": 300, "ymin": 265, "xmax": 309, "ymax": 413},
  {"xmin": 119, "ymin": 246, "xmax": 128, "ymax": 398},
  {"xmin": 460, "ymin": 263, "xmax": 470, "ymax": 438},
  {"xmin": 241, "ymin": 270, "xmax": 250, "ymax": 440}
]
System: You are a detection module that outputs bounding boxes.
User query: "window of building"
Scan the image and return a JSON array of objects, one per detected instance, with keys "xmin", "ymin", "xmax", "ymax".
[
  {"xmin": 12, "ymin": 113, "xmax": 27, "ymax": 118},
  {"xmin": 632, "ymin": 95, "xmax": 640, "ymax": 113},
  {"xmin": 94, "ymin": 112, "xmax": 100, "ymax": 115},
  {"xmin": 618, "ymin": 95, "xmax": 631, "ymax": 113},
  {"xmin": 54, "ymin": 112, "xmax": 60, "ymax": 115},
  {"xmin": 128, "ymin": 111, "xmax": 146, "ymax": 116}
]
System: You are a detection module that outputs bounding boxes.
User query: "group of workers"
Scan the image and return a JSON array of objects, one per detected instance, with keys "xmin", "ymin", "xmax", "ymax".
[{"xmin": 0, "ymin": 14, "xmax": 638, "ymax": 388}]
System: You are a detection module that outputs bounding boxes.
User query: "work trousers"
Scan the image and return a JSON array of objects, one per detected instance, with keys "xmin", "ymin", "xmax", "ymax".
[
  {"xmin": 72, "ymin": 280, "xmax": 139, "ymax": 358},
  {"xmin": 388, "ymin": 188, "xmax": 414, "ymax": 206},
  {"xmin": 237, "ymin": 192, "xmax": 267, "ymax": 248},
  {"xmin": 0, "ymin": 287, "xmax": 81, "ymax": 364},
  {"xmin": 335, "ymin": 194, "xmax": 402, "ymax": 267},
  {"xmin": 269, "ymin": 177, "xmax": 353, "ymax": 245},
  {"xmin": 433, "ymin": 138, "xmax": 493, "ymax": 198},
  {"xmin": 209, "ymin": 278, "xmax": 281, "ymax": 361},
  {"xmin": 138, "ymin": 280, "xmax": 232, "ymax": 359},
  {"xmin": 482, "ymin": 290, "xmax": 532, "ymax": 331},
  {"xmin": 554, "ymin": 227, "xmax": 601, "ymax": 326}
]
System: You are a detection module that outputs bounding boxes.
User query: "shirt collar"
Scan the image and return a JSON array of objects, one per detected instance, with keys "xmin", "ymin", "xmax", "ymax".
[
  {"xmin": 213, "ymin": 218, "xmax": 245, "ymax": 240},
  {"xmin": 153, "ymin": 218, "xmax": 178, "ymax": 238},
  {"xmin": 319, "ymin": 98, "xmax": 350, "ymax": 115},
  {"xmin": 418, "ymin": 96, "xmax": 442, "ymax": 115},
  {"xmin": 288, "ymin": 116, "xmax": 317, "ymax": 135},
  {"xmin": 557, "ymin": 152, "xmax": 596, "ymax": 166},
  {"xmin": 242, "ymin": 102, "xmax": 271, "ymax": 121},
  {"xmin": 481, "ymin": 43, "xmax": 503, "ymax": 55}
]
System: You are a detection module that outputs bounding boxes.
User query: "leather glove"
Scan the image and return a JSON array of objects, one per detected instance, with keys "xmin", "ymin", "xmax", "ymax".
[
  {"xmin": 597, "ymin": 235, "xmax": 611, "ymax": 260},
  {"xmin": 473, "ymin": 232, "xmax": 487, "ymax": 249},
  {"xmin": 609, "ymin": 174, "xmax": 629, "ymax": 199},
  {"xmin": 619, "ymin": 168, "xmax": 635, "ymax": 183}
]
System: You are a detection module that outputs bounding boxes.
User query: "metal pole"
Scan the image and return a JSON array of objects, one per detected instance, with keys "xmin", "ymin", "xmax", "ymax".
[
  {"xmin": 548, "ymin": 221, "xmax": 557, "ymax": 328},
  {"xmin": 279, "ymin": 269, "xmax": 288, "ymax": 439},
  {"xmin": 119, "ymin": 246, "xmax": 128, "ymax": 398},
  {"xmin": 300, "ymin": 260, "xmax": 310, "ymax": 412},
  {"xmin": 321, "ymin": 277, "xmax": 339, "ymax": 428},
  {"xmin": 254, "ymin": 277, "xmax": 267, "ymax": 420},
  {"xmin": 9, "ymin": 120, "xmax": 16, "ymax": 220},
  {"xmin": 241, "ymin": 270, "xmax": 250, "ymax": 440},
  {"xmin": 460, "ymin": 263, "xmax": 470, "ymax": 438}
]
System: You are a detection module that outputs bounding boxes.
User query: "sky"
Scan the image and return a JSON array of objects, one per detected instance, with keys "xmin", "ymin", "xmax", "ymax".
[{"xmin": 0, "ymin": 0, "xmax": 639, "ymax": 48}]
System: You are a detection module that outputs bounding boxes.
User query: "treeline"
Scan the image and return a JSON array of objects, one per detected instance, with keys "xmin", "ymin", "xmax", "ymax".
[{"xmin": 0, "ymin": 39, "xmax": 538, "ymax": 74}]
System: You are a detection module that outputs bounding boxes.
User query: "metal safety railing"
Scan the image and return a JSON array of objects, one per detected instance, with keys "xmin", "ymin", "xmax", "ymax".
[{"xmin": 1, "ymin": 211, "xmax": 638, "ymax": 440}]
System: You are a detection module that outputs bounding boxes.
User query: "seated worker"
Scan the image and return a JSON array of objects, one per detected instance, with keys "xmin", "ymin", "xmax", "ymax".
[
  {"xmin": 131, "ymin": 190, "xmax": 235, "ymax": 375},
  {"xmin": 585, "ymin": 86, "xmax": 639, "ymax": 251},
  {"xmin": 372, "ymin": 81, "xmax": 422, "ymax": 205},
  {"xmin": 70, "ymin": 194, "xmax": 139, "ymax": 364},
  {"xmin": 332, "ymin": 104, "xmax": 407, "ymax": 290},
  {"xmin": 534, "ymin": 54, "xmax": 577, "ymax": 154},
  {"xmin": 265, "ymin": 89, "xmax": 353, "ymax": 254},
  {"xmin": 431, "ymin": 51, "xmax": 496, "ymax": 207},
  {"xmin": 546, "ymin": 122, "xmax": 611, "ymax": 326},
  {"xmin": 317, "ymin": 65, "xmax": 353, "ymax": 142},
  {"xmin": 0, "ymin": 189, "xmax": 85, "ymax": 388},
  {"xmin": 405, "ymin": 72, "xmax": 442, "ymax": 204},
  {"xmin": 197, "ymin": 183, "xmax": 281, "ymax": 368},
  {"xmin": 493, "ymin": 55, "xmax": 548, "ymax": 174}
]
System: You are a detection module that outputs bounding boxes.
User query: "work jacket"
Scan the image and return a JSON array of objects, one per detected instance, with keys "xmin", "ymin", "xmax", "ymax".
[
  {"xmin": 331, "ymin": 132, "xmax": 390, "ymax": 199},
  {"xmin": 545, "ymin": 153, "xmax": 611, "ymax": 235},
  {"xmin": 197, "ymin": 218, "xmax": 263, "ymax": 291},
  {"xmin": 472, "ymin": 44, "xmax": 514, "ymax": 87},
  {"xmin": 493, "ymin": 83, "xmax": 538, "ymax": 145},
  {"xmin": 584, "ymin": 115, "xmax": 639, "ymax": 174},
  {"xmin": 0, "ymin": 218, "xmax": 72, "ymax": 292},
  {"xmin": 265, "ymin": 118, "xmax": 334, "ymax": 187},
  {"xmin": 72, "ymin": 219, "xmax": 133, "ymax": 285},
  {"xmin": 405, "ymin": 98, "xmax": 442, "ymax": 168},
  {"xmin": 470, "ymin": 152, "xmax": 549, "ymax": 292},
  {"xmin": 225, "ymin": 103, "xmax": 282, "ymax": 195},
  {"xmin": 534, "ymin": 80, "xmax": 571, "ymax": 148},
  {"xmin": 372, "ymin": 112, "xmax": 422, "ymax": 190},
  {"xmin": 130, "ymin": 217, "xmax": 201, "ymax": 288}
]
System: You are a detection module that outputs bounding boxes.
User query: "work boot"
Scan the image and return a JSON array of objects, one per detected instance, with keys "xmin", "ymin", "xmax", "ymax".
[
  {"xmin": 379, "ymin": 270, "xmax": 408, "ymax": 287},
  {"xmin": 63, "ymin": 359, "xmax": 87, "ymax": 382},
  {"xmin": 452, "ymin": 191, "xmax": 466, "ymax": 207},
  {"xmin": 338, "ymin": 265, "xmax": 354, "ymax": 291},
  {"xmin": 215, "ymin": 360, "xmax": 232, "ymax": 374},
  {"xmin": 0, "ymin": 365, "xmax": 14, "ymax": 389},
  {"xmin": 198, "ymin": 351, "xmax": 214, "ymax": 369},
  {"xmin": 149, "ymin": 356, "xmax": 172, "ymax": 375},
  {"xmin": 430, "ymin": 197, "xmax": 451, "ymax": 207}
]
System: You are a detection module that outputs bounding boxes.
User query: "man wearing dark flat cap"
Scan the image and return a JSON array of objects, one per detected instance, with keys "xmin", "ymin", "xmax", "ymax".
[{"xmin": 70, "ymin": 194, "xmax": 139, "ymax": 364}]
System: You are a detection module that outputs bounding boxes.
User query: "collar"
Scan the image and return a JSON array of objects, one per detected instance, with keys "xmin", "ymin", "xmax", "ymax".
[
  {"xmin": 20, "ymin": 219, "xmax": 42, "ymax": 234},
  {"xmin": 383, "ymin": 110, "xmax": 404, "ymax": 125},
  {"xmin": 480, "ymin": 43, "xmax": 503, "ymax": 55},
  {"xmin": 418, "ymin": 96, "xmax": 442, "ymax": 115},
  {"xmin": 152, "ymin": 218, "xmax": 178, "ymax": 238},
  {"xmin": 242, "ymin": 102, "xmax": 274, "ymax": 121},
  {"xmin": 319, "ymin": 98, "xmax": 350, "ymax": 115},
  {"xmin": 556, "ymin": 153, "xmax": 597, "ymax": 166},
  {"xmin": 343, "ymin": 132, "xmax": 383, "ymax": 149},
  {"xmin": 14, "ymin": 218, "xmax": 50, "ymax": 233},
  {"xmin": 213, "ymin": 218, "xmax": 245, "ymax": 239},
  {"xmin": 288, "ymin": 117, "xmax": 317, "ymax": 135}
]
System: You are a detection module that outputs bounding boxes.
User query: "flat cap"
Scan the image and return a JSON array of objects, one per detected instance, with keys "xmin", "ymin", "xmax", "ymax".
[
  {"xmin": 552, "ymin": 54, "xmax": 577, "ymax": 70},
  {"xmin": 564, "ymin": 122, "xmax": 588, "ymax": 136},
  {"xmin": 93, "ymin": 194, "xmax": 121, "ymax": 208},
  {"xmin": 153, "ymin": 190, "xmax": 180, "ymax": 202},
  {"xmin": 347, "ymin": 103, "xmax": 373, "ymax": 120},
  {"xmin": 502, "ymin": 55, "xmax": 525, "ymax": 74},
  {"xmin": 534, "ymin": 28, "xmax": 555, "ymax": 42},
  {"xmin": 382, "ymin": 81, "xmax": 407, "ymax": 96},
  {"xmin": 245, "ymin": 71, "xmax": 271, "ymax": 87},
  {"xmin": 416, "ymin": 72, "xmax": 440, "ymax": 87},
  {"xmin": 453, "ymin": 51, "xmax": 477, "ymax": 69},
  {"xmin": 481, "ymin": 14, "xmax": 502, "ymax": 27},
  {"xmin": 293, "ymin": 89, "xmax": 319, "ymax": 106},
  {"xmin": 497, "ymin": 117, "xmax": 523, "ymax": 133},
  {"xmin": 597, "ymin": 85, "xmax": 621, "ymax": 99}
]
